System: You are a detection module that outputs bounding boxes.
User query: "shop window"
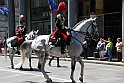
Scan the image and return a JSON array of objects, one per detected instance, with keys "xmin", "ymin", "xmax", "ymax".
[
  {"xmin": 31, "ymin": 21, "xmax": 51, "ymax": 35},
  {"xmin": 96, "ymin": 0, "xmax": 103, "ymax": 14},
  {"xmin": 32, "ymin": 22, "xmax": 43, "ymax": 35},
  {"xmin": 44, "ymin": 22, "xmax": 51, "ymax": 35},
  {"xmin": 0, "ymin": 0, "xmax": 4, "ymax": 5},
  {"xmin": 78, "ymin": 0, "xmax": 90, "ymax": 16}
]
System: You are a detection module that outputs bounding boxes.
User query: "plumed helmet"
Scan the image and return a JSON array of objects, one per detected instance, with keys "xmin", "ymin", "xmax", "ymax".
[
  {"xmin": 57, "ymin": 2, "xmax": 67, "ymax": 12},
  {"xmin": 20, "ymin": 15, "xmax": 25, "ymax": 23},
  {"xmin": 20, "ymin": 15, "xmax": 25, "ymax": 20}
]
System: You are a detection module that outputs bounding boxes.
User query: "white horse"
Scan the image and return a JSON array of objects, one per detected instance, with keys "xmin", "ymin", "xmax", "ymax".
[
  {"xmin": 4, "ymin": 30, "xmax": 39, "ymax": 69},
  {"xmin": 17, "ymin": 17, "xmax": 99, "ymax": 83}
]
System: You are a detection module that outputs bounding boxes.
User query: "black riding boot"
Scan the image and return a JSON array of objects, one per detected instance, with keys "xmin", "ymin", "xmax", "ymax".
[{"xmin": 61, "ymin": 39, "xmax": 66, "ymax": 54}]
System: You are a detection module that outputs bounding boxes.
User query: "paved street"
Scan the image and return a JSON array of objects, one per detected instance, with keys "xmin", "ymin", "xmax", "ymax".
[{"xmin": 0, "ymin": 55, "xmax": 124, "ymax": 83}]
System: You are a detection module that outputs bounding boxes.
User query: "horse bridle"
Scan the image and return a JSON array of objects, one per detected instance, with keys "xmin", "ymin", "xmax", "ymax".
[
  {"xmin": 69, "ymin": 20, "xmax": 99, "ymax": 48},
  {"xmin": 26, "ymin": 31, "xmax": 38, "ymax": 40},
  {"xmin": 86, "ymin": 20, "xmax": 98, "ymax": 39},
  {"xmin": 71, "ymin": 20, "xmax": 98, "ymax": 39}
]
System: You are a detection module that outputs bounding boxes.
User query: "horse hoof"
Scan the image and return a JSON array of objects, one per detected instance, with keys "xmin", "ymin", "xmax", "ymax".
[
  {"xmin": 20, "ymin": 67, "xmax": 23, "ymax": 70},
  {"xmin": 11, "ymin": 65, "xmax": 14, "ymax": 69},
  {"xmin": 37, "ymin": 65, "xmax": 41, "ymax": 70},
  {"xmin": 79, "ymin": 77, "xmax": 83, "ymax": 82},
  {"xmin": 46, "ymin": 78, "xmax": 52, "ymax": 83},
  {"xmin": 30, "ymin": 68, "xmax": 33, "ymax": 71},
  {"xmin": 72, "ymin": 80, "xmax": 76, "ymax": 83}
]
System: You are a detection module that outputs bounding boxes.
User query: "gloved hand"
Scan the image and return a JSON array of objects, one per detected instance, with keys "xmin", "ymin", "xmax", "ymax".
[
  {"xmin": 65, "ymin": 26, "xmax": 70, "ymax": 29},
  {"xmin": 62, "ymin": 26, "xmax": 65, "ymax": 29}
]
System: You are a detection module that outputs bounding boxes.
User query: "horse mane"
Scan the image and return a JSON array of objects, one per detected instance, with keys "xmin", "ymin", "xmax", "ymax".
[
  {"xmin": 72, "ymin": 18, "xmax": 93, "ymax": 29},
  {"xmin": 72, "ymin": 19, "xmax": 85, "ymax": 29}
]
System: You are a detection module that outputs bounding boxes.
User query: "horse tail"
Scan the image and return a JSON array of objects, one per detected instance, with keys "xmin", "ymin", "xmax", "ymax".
[
  {"xmin": 4, "ymin": 41, "xmax": 7, "ymax": 59},
  {"xmin": 15, "ymin": 44, "xmax": 25, "ymax": 68}
]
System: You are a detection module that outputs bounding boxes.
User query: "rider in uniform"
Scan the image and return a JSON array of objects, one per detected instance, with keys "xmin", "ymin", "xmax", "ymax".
[
  {"xmin": 50, "ymin": 2, "xmax": 70, "ymax": 54},
  {"xmin": 16, "ymin": 15, "xmax": 27, "ymax": 54}
]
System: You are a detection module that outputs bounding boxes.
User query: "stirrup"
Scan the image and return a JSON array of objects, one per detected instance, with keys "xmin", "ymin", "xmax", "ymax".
[{"xmin": 61, "ymin": 49, "xmax": 69, "ymax": 54}]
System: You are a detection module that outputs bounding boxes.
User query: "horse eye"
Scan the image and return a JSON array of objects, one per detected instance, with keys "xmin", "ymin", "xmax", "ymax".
[{"xmin": 93, "ymin": 20, "xmax": 96, "ymax": 22}]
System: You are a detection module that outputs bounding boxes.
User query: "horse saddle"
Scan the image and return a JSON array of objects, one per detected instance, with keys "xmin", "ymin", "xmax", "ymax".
[
  {"xmin": 49, "ymin": 37, "xmax": 62, "ymax": 47},
  {"xmin": 49, "ymin": 36, "xmax": 71, "ymax": 47},
  {"xmin": 11, "ymin": 38, "xmax": 18, "ymax": 47},
  {"xmin": 49, "ymin": 30, "xmax": 71, "ymax": 47}
]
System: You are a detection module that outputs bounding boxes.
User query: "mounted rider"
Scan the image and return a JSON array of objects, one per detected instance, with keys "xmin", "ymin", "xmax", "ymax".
[
  {"xmin": 16, "ymin": 15, "xmax": 27, "ymax": 45},
  {"xmin": 50, "ymin": 2, "xmax": 70, "ymax": 54},
  {"xmin": 16, "ymin": 15, "xmax": 27, "ymax": 54}
]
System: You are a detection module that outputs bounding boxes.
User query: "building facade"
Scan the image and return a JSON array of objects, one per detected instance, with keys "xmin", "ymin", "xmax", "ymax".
[
  {"xmin": 0, "ymin": 0, "xmax": 122, "ymax": 39},
  {"xmin": 30, "ymin": 0, "xmax": 122, "ymax": 39},
  {"xmin": 0, "ymin": 0, "xmax": 124, "ymax": 59}
]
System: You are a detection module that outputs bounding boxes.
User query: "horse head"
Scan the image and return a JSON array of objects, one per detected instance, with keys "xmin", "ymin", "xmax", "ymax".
[
  {"xmin": 86, "ymin": 17, "xmax": 99, "ymax": 41},
  {"xmin": 25, "ymin": 30, "xmax": 39, "ymax": 41},
  {"xmin": 73, "ymin": 17, "xmax": 99, "ymax": 41}
]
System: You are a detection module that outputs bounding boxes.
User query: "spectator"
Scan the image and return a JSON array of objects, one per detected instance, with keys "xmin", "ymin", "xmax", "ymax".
[
  {"xmin": 96, "ymin": 37, "xmax": 106, "ymax": 60},
  {"xmin": 103, "ymin": 37, "xmax": 113, "ymax": 61},
  {"xmin": 48, "ymin": 56, "xmax": 61, "ymax": 67},
  {"xmin": 82, "ymin": 38, "xmax": 89, "ymax": 59},
  {"xmin": 2, "ymin": 37, "xmax": 6, "ymax": 48},
  {"xmin": 115, "ymin": 38, "xmax": 123, "ymax": 62}
]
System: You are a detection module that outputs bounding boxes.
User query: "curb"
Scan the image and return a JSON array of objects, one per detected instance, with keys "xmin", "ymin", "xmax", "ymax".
[
  {"xmin": 58, "ymin": 57, "xmax": 124, "ymax": 66},
  {"xmin": 1, "ymin": 54, "xmax": 124, "ymax": 66}
]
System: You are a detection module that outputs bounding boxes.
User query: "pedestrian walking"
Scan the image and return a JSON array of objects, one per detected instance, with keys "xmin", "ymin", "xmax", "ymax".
[
  {"xmin": 115, "ymin": 38, "xmax": 123, "ymax": 62},
  {"xmin": 48, "ymin": 56, "xmax": 61, "ymax": 67},
  {"xmin": 103, "ymin": 37, "xmax": 113, "ymax": 61},
  {"xmin": 82, "ymin": 38, "xmax": 89, "ymax": 59}
]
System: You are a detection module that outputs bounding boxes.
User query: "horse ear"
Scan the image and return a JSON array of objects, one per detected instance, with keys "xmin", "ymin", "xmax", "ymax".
[
  {"xmin": 36, "ymin": 30, "xmax": 39, "ymax": 33},
  {"xmin": 93, "ymin": 17, "xmax": 97, "ymax": 20}
]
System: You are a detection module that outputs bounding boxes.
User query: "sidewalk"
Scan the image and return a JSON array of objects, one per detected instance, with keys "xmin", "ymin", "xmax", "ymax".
[
  {"xmin": 59, "ymin": 57, "xmax": 124, "ymax": 66},
  {"xmin": 1, "ymin": 53, "xmax": 124, "ymax": 66}
]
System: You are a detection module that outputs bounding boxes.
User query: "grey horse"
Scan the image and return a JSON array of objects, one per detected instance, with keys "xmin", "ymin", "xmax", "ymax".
[
  {"xmin": 17, "ymin": 17, "xmax": 99, "ymax": 83},
  {"xmin": 4, "ymin": 30, "xmax": 39, "ymax": 69}
]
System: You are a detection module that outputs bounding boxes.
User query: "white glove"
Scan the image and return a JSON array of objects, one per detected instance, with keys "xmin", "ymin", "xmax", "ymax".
[
  {"xmin": 65, "ymin": 26, "xmax": 70, "ymax": 29},
  {"xmin": 62, "ymin": 26, "xmax": 65, "ymax": 29},
  {"xmin": 57, "ymin": 14, "xmax": 61, "ymax": 20}
]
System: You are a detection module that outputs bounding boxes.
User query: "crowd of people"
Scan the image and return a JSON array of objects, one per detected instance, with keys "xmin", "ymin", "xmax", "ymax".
[
  {"xmin": 81, "ymin": 36, "xmax": 123, "ymax": 62},
  {"xmin": 96, "ymin": 37, "xmax": 123, "ymax": 62}
]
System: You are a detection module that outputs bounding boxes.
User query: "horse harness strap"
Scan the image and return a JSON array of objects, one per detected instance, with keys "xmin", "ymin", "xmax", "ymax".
[{"xmin": 71, "ymin": 21, "xmax": 95, "ymax": 39}]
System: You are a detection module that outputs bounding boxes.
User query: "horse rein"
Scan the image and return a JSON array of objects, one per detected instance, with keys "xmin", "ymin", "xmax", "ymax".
[
  {"xmin": 69, "ymin": 20, "xmax": 98, "ymax": 49},
  {"xmin": 70, "ymin": 20, "xmax": 97, "ymax": 39}
]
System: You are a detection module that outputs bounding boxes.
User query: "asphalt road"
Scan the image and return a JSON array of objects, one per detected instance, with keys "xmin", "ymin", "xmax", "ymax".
[{"xmin": 0, "ymin": 56, "xmax": 124, "ymax": 83}]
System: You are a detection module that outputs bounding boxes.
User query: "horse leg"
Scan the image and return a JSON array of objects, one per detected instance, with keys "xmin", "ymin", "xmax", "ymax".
[
  {"xmin": 37, "ymin": 52, "xmax": 52, "ymax": 83},
  {"xmin": 70, "ymin": 57, "xmax": 76, "ymax": 83},
  {"xmin": 43, "ymin": 53, "xmax": 49, "ymax": 68},
  {"xmin": 29, "ymin": 55, "xmax": 33, "ymax": 70},
  {"xmin": 9, "ymin": 54, "xmax": 14, "ymax": 69},
  {"xmin": 9, "ymin": 48, "xmax": 15, "ymax": 69},
  {"xmin": 77, "ymin": 56, "xmax": 84, "ymax": 82}
]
